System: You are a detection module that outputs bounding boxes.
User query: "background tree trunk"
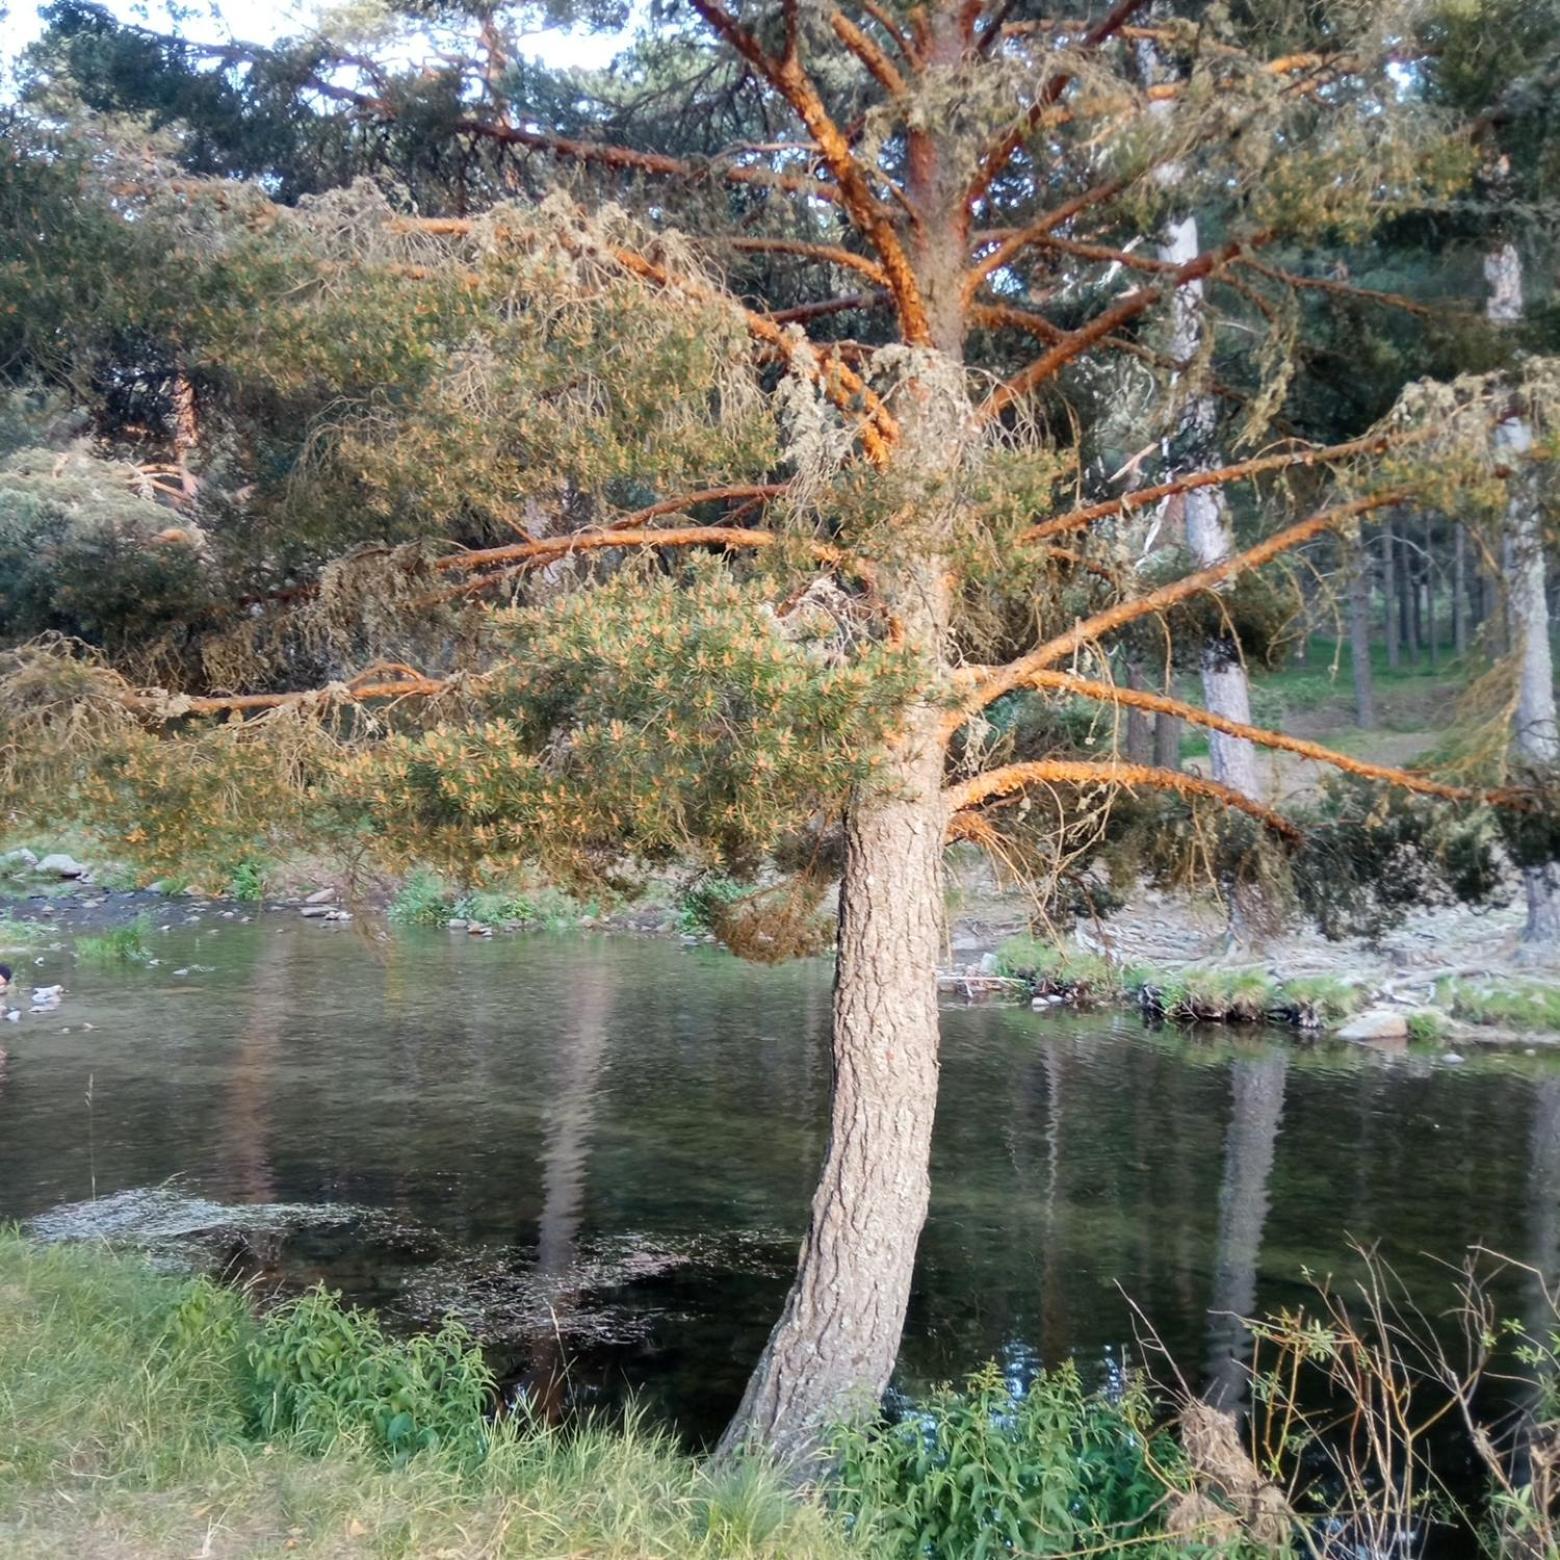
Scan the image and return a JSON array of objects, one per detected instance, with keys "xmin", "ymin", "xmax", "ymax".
[
  {"xmin": 1154, "ymin": 710, "xmax": 1184, "ymax": 771},
  {"xmin": 1348, "ymin": 539, "xmax": 1377, "ymax": 728},
  {"xmin": 717, "ymin": 734, "xmax": 947, "ymax": 1465},
  {"xmin": 1454, "ymin": 523, "xmax": 1469, "ymax": 658},
  {"xmin": 1382, "ymin": 523, "xmax": 1400, "ymax": 670},
  {"xmin": 1488, "ymin": 240, "xmax": 1560, "ymax": 948}
]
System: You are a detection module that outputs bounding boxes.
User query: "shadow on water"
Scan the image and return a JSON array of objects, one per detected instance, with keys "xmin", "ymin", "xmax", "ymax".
[{"xmin": 3, "ymin": 919, "xmax": 1560, "ymax": 1457}]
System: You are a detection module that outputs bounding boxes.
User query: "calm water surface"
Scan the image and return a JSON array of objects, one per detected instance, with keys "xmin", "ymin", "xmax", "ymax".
[{"xmin": 1, "ymin": 919, "xmax": 1557, "ymax": 1443}]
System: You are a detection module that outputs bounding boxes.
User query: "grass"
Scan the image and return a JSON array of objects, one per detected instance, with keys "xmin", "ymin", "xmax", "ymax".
[
  {"xmin": 0, "ymin": 916, "xmax": 48, "ymax": 950},
  {"xmin": 0, "ymin": 1230, "xmax": 855, "ymax": 1559},
  {"xmin": 389, "ymin": 870, "xmax": 591, "ymax": 931},
  {"xmin": 994, "ymin": 936, "xmax": 1120, "ymax": 1005},
  {"xmin": 1138, "ymin": 965, "xmax": 1278, "ymax": 1024},
  {"xmin": 1436, "ymin": 977, "xmax": 1560, "ymax": 1032},
  {"xmin": 74, "ymin": 915, "xmax": 154, "ymax": 965}
]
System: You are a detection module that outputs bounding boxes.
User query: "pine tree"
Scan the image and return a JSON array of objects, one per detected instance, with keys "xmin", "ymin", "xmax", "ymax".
[{"xmin": 3, "ymin": 0, "xmax": 1557, "ymax": 1464}]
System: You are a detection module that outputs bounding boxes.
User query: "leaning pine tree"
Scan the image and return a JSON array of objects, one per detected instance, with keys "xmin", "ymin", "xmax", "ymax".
[{"xmin": 4, "ymin": 0, "xmax": 1558, "ymax": 1463}]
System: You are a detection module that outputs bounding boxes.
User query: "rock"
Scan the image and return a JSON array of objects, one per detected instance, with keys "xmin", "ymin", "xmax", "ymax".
[
  {"xmin": 323, "ymin": 909, "xmax": 352, "ymax": 922},
  {"xmin": 144, "ymin": 880, "xmax": 171, "ymax": 894},
  {"xmin": 0, "ymin": 848, "xmax": 39, "ymax": 874},
  {"xmin": 978, "ymin": 951, "xmax": 1000, "ymax": 975},
  {"xmin": 304, "ymin": 887, "xmax": 337, "ymax": 905},
  {"xmin": 298, "ymin": 905, "xmax": 333, "ymax": 919},
  {"xmin": 35, "ymin": 853, "xmax": 87, "ymax": 879},
  {"xmin": 1442, "ymin": 1051, "xmax": 1465, "ymax": 1064},
  {"xmin": 1337, "ymin": 1009, "xmax": 1409, "ymax": 1043}
]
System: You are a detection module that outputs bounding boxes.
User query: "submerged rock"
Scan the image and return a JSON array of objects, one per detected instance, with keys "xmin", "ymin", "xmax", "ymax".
[{"xmin": 1336, "ymin": 1009, "xmax": 1409, "ymax": 1043}]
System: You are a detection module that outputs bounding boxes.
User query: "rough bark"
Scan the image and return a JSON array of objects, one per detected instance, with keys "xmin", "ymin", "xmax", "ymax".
[
  {"xmin": 1348, "ymin": 539, "xmax": 1376, "ymax": 728},
  {"xmin": 1489, "ymin": 242, "xmax": 1560, "ymax": 947},
  {"xmin": 1154, "ymin": 709, "xmax": 1184, "ymax": 770},
  {"xmin": 716, "ymin": 727, "xmax": 948, "ymax": 1465}
]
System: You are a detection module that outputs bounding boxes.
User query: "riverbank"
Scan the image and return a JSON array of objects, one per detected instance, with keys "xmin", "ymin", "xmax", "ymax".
[{"xmin": 0, "ymin": 1229, "xmax": 854, "ymax": 1559}]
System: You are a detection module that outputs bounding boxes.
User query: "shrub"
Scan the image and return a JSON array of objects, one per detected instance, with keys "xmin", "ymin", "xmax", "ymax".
[
  {"xmin": 832, "ymin": 1360, "xmax": 1177, "ymax": 1558},
  {"xmin": 676, "ymin": 874, "xmax": 750, "ymax": 937},
  {"xmin": 228, "ymin": 859, "xmax": 268, "ymax": 901},
  {"xmin": 250, "ymin": 1287, "xmax": 496, "ymax": 1465},
  {"xmin": 388, "ymin": 868, "xmax": 453, "ymax": 926}
]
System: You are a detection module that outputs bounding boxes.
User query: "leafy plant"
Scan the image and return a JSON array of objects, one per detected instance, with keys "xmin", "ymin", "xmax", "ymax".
[
  {"xmin": 832, "ymin": 1360, "xmax": 1177, "ymax": 1558},
  {"xmin": 676, "ymin": 875, "xmax": 750, "ymax": 937},
  {"xmin": 228, "ymin": 860, "xmax": 268, "ymax": 901},
  {"xmin": 387, "ymin": 869, "xmax": 453, "ymax": 927},
  {"xmin": 249, "ymin": 1287, "xmax": 496, "ymax": 1465}
]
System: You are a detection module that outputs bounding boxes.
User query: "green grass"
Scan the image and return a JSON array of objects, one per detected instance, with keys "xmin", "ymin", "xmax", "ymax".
[
  {"xmin": 0, "ymin": 916, "xmax": 48, "ymax": 950},
  {"xmin": 0, "ymin": 1230, "xmax": 855, "ymax": 1559},
  {"xmin": 994, "ymin": 936, "xmax": 1119, "ymax": 1005},
  {"xmin": 1436, "ymin": 978, "xmax": 1560, "ymax": 1033},
  {"xmin": 1139, "ymin": 965, "xmax": 1278, "ymax": 1023},
  {"xmin": 75, "ymin": 915, "xmax": 154, "ymax": 965}
]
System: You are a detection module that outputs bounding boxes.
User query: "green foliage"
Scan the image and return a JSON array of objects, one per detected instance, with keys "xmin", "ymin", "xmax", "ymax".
[
  {"xmin": 387, "ymin": 868, "xmax": 453, "ymax": 926},
  {"xmin": 1140, "ymin": 966, "xmax": 1278, "ymax": 1024},
  {"xmin": 832, "ymin": 1360, "xmax": 1178, "ymax": 1559},
  {"xmin": 1406, "ymin": 1010, "xmax": 1449, "ymax": 1045},
  {"xmin": 1293, "ymin": 776, "xmax": 1505, "ymax": 941},
  {"xmin": 1275, "ymin": 975, "xmax": 1365, "ymax": 1027},
  {"xmin": 676, "ymin": 874, "xmax": 750, "ymax": 937},
  {"xmin": 250, "ymin": 1287, "xmax": 496, "ymax": 1465},
  {"xmin": 342, "ymin": 563, "xmax": 922, "ymax": 892},
  {"xmin": 994, "ymin": 937, "xmax": 1119, "ymax": 1006},
  {"xmin": 228, "ymin": 859, "xmax": 267, "ymax": 901},
  {"xmin": 75, "ymin": 914, "xmax": 152, "ymax": 964},
  {"xmin": 0, "ymin": 916, "xmax": 48, "ymax": 948}
]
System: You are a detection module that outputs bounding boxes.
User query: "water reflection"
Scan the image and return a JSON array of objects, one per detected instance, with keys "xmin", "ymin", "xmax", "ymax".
[
  {"xmin": 1205, "ymin": 1050, "xmax": 1287, "ymax": 1409},
  {"xmin": 1, "ymin": 925, "xmax": 1559, "ymax": 1446}
]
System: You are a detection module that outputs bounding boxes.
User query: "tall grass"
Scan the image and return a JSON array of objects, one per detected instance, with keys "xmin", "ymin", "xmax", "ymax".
[
  {"xmin": 75, "ymin": 915, "xmax": 153, "ymax": 964},
  {"xmin": 0, "ymin": 1230, "xmax": 853, "ymax": 1558}
]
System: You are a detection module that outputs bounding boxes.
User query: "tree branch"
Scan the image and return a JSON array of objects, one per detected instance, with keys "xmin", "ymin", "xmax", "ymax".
[
  {"xmin": 979, "ymin": 233, "xmax": 1269, "ymax": 420},
  {"xmin": 726, "ymin": 237, "xmax": 889, "ymax": 285},
  {"xmin": 1007, "ymin": 669, "xmax": 1522, "ymax": 806},
  {"xmin": 1020, "ymin": 429, "xmax": 1432, "ymax": 543},
  {"xmin": 962, "ymin": 176, "xmax": 1128, "ymax": 300},
  {"xmin": 690, "ymin": 0, "xmax": 932, "ymax": 343},
  {"xmin": 943, "ymin": 759, "xmax": 1303, "ymax": 841},
  {"xmin": 1235, "ymin": 257, "xmax": 1470, "ymax": 320},
  {"xmin": 951, "ymin": 487, "xmax": 1409, "ymax": 729},
  {"xmin": 964, "ymin": 0, "xmax": 1150, "ymax": 211},
  {"xmin": 831, "ymin": 9, "xmax": 908, "ymax": 95}
]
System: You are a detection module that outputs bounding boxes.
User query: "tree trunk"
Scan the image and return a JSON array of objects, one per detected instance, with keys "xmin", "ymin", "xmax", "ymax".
[
  {"xmin": 1398, "ymin": 529, "xmax": 1419, "ymax": 664},
  {"xmin": 1123, "ymin": 660, "xmax": 1155, "ymax": 764},
  {"xmin": 1505, "ymin": 420, "xmax": 1560, "ymax": 945},
  {"xmin": 1382, "ymin": 523, "xmax": 1400, "ymax": 671},
  {"xmin": 1348, "ymin": 539, "xmax": 1376, "ymax": 728},
  {"xmin": 1454, "ymin": 524, "xmax": 1469, "ymax": 658},
  {"xmin": 717, "ymin": 736, "xmax": 947, "ymax": 1464},
  {"xmin": 1488, "ymin": 240, "xmax": 1560, "ymax": 948},
  {"xmin": 1426, "ymin": 539, "xmax": 1438, "ymax": 670},
  {"xmin": 1154, "ymin": 709, "xmax": 1183, "ymax": 771}
]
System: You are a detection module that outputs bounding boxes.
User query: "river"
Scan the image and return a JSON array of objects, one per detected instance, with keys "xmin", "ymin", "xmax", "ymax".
[{"xmin": 1, "ymin": 918, "xmax": 1556, "ymax": 1445}]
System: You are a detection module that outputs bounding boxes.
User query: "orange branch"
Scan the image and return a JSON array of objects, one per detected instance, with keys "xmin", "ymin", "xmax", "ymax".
[
  {"xmin": 952, "ymin": 488, "xmax": 1409, "ymax": 731},
  {"xmin": 726, "ymin": 237, "xmax": 889, "ymax": 285},
  {"xmin": 689, "ymin": 0, "xmax": 931, "ymax": 344},
  {"xmin": 1021, "ymin": 429, "xmax": 1431, "ymax": 542},
  {"xmin": 979, "ymin": 233, "xmax": 1268, "ymax": 420},
  {"xmin": 1236, "ymin": 257, "xmax": 1468, "ymax": 320},
  {"xmin": 943, "ymin": 760, "xmax": 1303, "ymax": 841},
  {"xmin": 831, "ymin": 9, "xmax": 908, "ymax": 95},
  {"xmin": 963, "ymin": 176, "xmax": 1127, "ymax": 300},
  {"xmin": 607, "ymin": 483, "xmax": 793, "ymax": 531},
  {"xmin": 1010, "ymin": 670, "xmax": 1523, "ymax": 806}
]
